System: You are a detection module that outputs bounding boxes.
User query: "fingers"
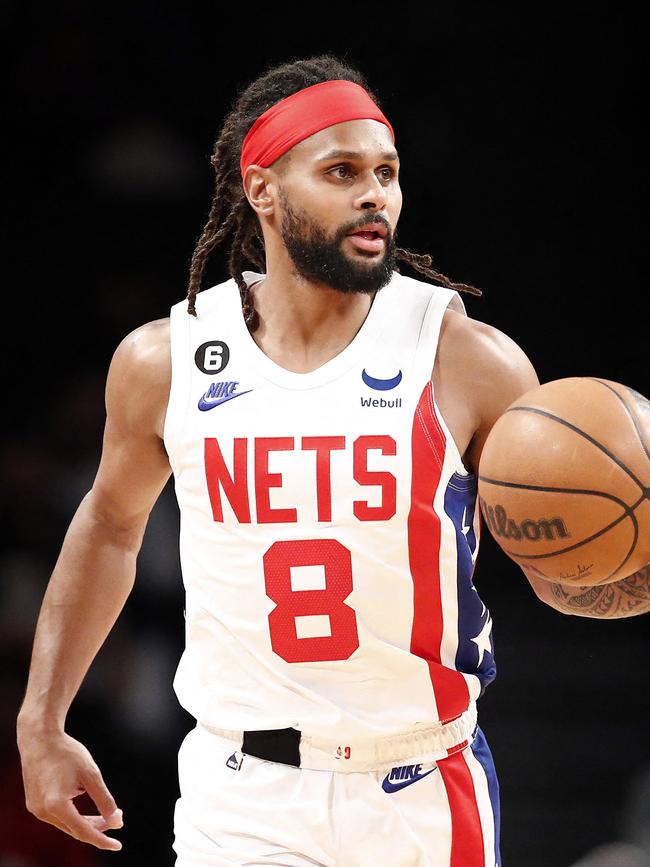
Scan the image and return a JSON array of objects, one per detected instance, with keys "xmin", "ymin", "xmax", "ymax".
[
  {"xmin": 56, "ymin": 800, "xmax": 123, "ymax": 851},
  {"xmin": 83, "ymin": 812, "xmax": 124, "ymax": 832},
  {"xmin": 32, "ymin": 796, "xmax": 123, "ymax": 850},
  {"xmin": 82, "ymin": 765, "xmax": 121, "ymax": 825},
  {"xmin": 21, "ymin": 736, "xmax": 124, "ymax": 850}
]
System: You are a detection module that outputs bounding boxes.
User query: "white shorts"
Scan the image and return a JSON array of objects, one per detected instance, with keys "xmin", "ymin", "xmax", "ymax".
[{"xmin": 173, "ymin": 722, "xmax": 501, "ymax": 867}]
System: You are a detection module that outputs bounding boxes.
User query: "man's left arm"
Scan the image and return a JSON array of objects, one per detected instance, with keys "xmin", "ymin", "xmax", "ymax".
[
  {"xmin": 523, "ymin": 564, "xmax": 650, "ymax": 619},
  {"xmin": 458, "ymin": 316, "xmax": 650, "ymax": 621}
]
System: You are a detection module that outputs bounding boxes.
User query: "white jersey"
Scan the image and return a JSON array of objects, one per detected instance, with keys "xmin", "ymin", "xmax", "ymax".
[{"xmin": 163, "ymin": 269, "xmax": 495, "ymax": 743}]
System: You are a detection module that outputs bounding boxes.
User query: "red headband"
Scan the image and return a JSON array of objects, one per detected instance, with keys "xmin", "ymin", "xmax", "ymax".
[{"xmin": 240, "ymin": 79, "xmax": 395, "ymax": 178}]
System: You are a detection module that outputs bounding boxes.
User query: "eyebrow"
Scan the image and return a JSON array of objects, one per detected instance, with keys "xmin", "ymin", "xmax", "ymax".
[{"xmin": 316, "ymin": 148, "xmax": 400, "ymax": 163}]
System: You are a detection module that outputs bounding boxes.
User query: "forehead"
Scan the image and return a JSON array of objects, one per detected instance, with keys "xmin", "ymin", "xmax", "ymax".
[{"xmin": 287, "ymin": 118, "xmax": 398, "ymax": 163}]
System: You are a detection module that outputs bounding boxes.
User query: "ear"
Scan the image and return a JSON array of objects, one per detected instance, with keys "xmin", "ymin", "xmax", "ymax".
[{"xmin": 243, "ymin": 166, "xmax": 277, "ymax": 218}]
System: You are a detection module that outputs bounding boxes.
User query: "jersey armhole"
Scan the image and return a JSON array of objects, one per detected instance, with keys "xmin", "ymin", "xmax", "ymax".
[
  {"xmin": 447, "ymin": 291, "xmax": 467, "ymax": 316},
  {"xmin": 417, "ymin": 288, "xmax": 475, "ymax": 478}
]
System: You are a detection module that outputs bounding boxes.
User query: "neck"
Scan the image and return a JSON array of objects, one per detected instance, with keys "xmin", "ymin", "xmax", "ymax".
[{"xmin": 246, "ymin": 256, "xmax": 378, "ymax": 374}]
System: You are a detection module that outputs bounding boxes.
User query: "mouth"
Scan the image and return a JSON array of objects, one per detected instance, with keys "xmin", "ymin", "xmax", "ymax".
[{"xmin": 346, "ymin": 224, "xmax": 388, "ymax": 253}]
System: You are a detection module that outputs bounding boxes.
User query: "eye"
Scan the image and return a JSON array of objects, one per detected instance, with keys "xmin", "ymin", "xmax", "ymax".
[
  {"xmin": 329, "ymin": 164, "xmax": 354, "ymax": 179},
  {"xmin": 327, "ymin": 164, "xmax": 397, "ymax": 182}
]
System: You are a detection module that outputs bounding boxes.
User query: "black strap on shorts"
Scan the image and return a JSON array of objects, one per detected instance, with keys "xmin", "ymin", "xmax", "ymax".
[{"xmin": 242, "ymin": 727, "xmax": 301, "ymax": 767}]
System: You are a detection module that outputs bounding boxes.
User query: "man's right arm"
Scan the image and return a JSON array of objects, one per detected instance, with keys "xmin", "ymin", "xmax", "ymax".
[{"xmin": 16, "ymin": 317, "xmax": 173, "ymax": 851}]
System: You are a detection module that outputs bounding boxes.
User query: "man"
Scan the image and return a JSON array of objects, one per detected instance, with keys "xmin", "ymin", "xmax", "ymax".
[{"xmin": 17, "ymin": 54, "xmax": 650, "ymax": 867}]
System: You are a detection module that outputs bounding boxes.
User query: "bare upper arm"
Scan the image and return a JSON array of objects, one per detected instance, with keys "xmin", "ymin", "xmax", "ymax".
[
  {"xmin": 465, "ymin": 319, "xmax": 540, "ymax": 474},
  {"xmin": 436, "ymin": 309, "xmax": 540, "ymax": 476},
  {"xmin": 86, "ymin": 318, "xmax": 172, "ymax": 541}
]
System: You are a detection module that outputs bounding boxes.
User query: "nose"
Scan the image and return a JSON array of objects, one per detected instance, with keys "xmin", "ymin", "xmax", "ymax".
[{"xmin": 353, "ymin": 171, "xmax": 389, "ymax": 212}]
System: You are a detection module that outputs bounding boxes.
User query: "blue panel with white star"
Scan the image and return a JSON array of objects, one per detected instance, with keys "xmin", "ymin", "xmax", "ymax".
[{"xmin": 443, "ymin": 472, "xmax": 496, "ymax": 695}]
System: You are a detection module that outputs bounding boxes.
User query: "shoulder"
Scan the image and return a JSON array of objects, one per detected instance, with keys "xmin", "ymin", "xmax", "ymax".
[
  {"xmin": 110, "ymin": 317, "xmax": 170, "ymax": 386},
  {"xmin": 106, "ymin": 318, "xmax": 171, "ymax": 438},
  {"xmin": 439, "ymin": 308, "xmax": 538, "ymax": 384},
  {"xmin": 438, "ymin": 307, "xmax": 540, "ymax": 472},
  {"xmin": 112, "ymin": 316, "xmax": 170, "ymax": 365}
]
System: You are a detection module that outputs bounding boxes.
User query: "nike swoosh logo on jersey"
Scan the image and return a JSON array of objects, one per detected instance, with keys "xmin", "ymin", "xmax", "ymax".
[
  {"xmin": 361, "ymin": 369, "xmax": 403, "ymax": 391},
  {"xmin": 198, "ymin": 387, "xmax": 253, "ymax": 411},
  {"xmin": 381, "ymin": 766, "xmax": 437, "ymax": 793}
]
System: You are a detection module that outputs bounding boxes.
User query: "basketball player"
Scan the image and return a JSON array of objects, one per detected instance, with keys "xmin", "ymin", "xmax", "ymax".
[{"xmin": 17, "ymin": 55, "xmax": 650, "ymax": 867}]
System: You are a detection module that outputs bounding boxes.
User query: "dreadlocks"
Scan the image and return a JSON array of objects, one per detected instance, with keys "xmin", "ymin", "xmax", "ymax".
[{"xmin": 186, "ymin": 54, "xmax": 482, "ymax": 323}]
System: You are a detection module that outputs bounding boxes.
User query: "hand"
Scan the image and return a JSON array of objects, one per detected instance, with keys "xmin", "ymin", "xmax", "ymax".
[
  {"xmin": 522, "ymin": 561, "xmax": 650, "ymax": 619},
  {"xmin": 17, "ymin": 726, "xmax": 123, "ymax": 851}
]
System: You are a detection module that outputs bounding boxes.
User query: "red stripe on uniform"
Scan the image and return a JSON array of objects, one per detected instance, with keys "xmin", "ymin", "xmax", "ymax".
[
  {"xmin": 438, "ymin": 749, "xmax": 485, "ymax": 867},
  {"xmin": 408, "ymin": 381, "xmax": 470, "ymax": 721}
]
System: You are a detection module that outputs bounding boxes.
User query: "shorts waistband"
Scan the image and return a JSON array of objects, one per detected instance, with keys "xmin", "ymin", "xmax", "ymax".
[{"xmin": 200, "ymin": 702, "xmax": 478, "ymax": 773}]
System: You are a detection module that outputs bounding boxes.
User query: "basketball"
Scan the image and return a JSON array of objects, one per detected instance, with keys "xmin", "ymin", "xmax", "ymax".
[{"xmin": 477, "ymin": 377, "xmax": 650, "ymax": 586}]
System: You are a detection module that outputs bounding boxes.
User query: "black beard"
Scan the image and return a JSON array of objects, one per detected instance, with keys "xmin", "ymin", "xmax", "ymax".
[{"xmin": 279, "ymin": 192, "xmax": 398, "ymax": 295}]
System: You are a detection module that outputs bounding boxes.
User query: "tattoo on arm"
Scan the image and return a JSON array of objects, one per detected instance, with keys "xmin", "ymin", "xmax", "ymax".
[{"xmin": 549, "ymin": 564, "xmax": 650, "ymax": 619}]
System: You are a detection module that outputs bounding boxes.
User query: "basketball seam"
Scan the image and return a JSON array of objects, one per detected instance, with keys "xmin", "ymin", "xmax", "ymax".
[
  {"xmin": 588, "ymin": 377, "xmax": 650, "ymax": 464},
  {"xmin": 478, "ymin": 476, "xmax": 632, "ymax": 504},
  {"xmin": 478, "ymin": 476, "xmax": 639, "ymax": 581},
  {"xmin": 504, "ymin": 406, "xmax": 646, "ymax": 493},
  {"xmin": 502, "ymin": 508, "xmax": 637, "ymax": 564}
]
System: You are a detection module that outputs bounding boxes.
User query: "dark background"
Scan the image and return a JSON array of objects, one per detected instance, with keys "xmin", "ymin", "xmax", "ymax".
[{"xmin": 3, "ymin": 4, "xmax": 648, "ymax": 866}]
